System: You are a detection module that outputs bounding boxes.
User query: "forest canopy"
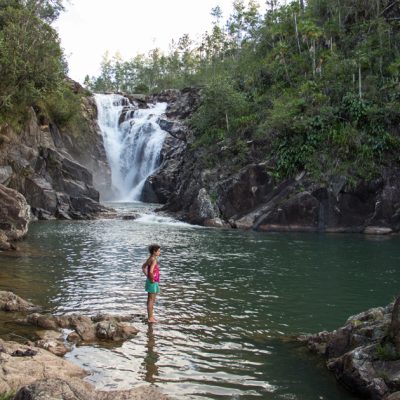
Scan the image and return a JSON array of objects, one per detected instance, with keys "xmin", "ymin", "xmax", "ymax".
[{"xmin": 86, "ymin": 0, "xmax": 400, "ymax": 181}]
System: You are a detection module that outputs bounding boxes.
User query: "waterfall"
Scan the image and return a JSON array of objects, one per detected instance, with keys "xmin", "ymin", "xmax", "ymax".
[{"xmin": 94, "ymin": 94, "xmax": 167, "ymax": 201}]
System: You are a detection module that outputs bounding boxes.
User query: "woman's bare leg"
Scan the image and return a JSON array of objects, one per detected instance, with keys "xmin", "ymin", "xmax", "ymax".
[{"xmin": 147, "ymin": 293, "xmax": 157, "ymax": 322}]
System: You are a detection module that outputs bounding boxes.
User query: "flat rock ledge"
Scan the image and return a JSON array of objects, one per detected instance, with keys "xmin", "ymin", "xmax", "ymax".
[
  {"xmin": 299, "ymin": 298, "xmax": 400, "ymax": 399},
  {"xmin": 0, "ymin": 291, "xmax": 139, "ymax": 355},
  {"xmin": 0, "ymin": 339, "xmax": 168, "ymax": 399}
]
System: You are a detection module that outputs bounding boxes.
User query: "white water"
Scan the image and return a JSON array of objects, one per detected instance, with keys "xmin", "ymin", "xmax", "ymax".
[{"xmin": 94, "ymin": 93, "xmax": 167, "ymax": 201}]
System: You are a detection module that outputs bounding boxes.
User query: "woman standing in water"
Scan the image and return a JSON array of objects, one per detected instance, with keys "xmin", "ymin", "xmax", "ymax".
[{"xmin": 142, "ymin": 244, "xmax": 161, "ymax": 323}]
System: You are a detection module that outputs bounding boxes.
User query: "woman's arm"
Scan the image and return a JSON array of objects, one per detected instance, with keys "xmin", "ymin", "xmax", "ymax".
[{"xmin": 148, "ymin": 257, "xmax": 157, "ymax": 283}]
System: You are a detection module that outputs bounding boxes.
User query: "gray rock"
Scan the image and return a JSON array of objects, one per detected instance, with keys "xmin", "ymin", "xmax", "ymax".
[
  {"xmin": 13, "ymin": 377, "xmax": 169, "ymax": 400},
  {"xmin": 303, "ymin": 299, "xmax": 400, "ymax": 399},
  {"xmin": 0, "ymin": 291, "xmax": 38, "ymax": 312},
  {"xmin": 0, "ymin": 184, "xmax": 30, "ymax": 247},
  {"xmin": 0, "ymin": 165, "xmax": 12, "ymax": 185}
]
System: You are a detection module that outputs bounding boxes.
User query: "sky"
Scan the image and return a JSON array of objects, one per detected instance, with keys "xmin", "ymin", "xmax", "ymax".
[{"xmin": 55, "ymin": 0, "xmax": 236, "ymax": 84}]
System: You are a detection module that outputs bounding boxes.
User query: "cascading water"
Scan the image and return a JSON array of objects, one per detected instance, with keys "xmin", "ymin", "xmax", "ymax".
[{"xmin": 94, "ymin": 93, "xmax": 167, "ymax": 201}]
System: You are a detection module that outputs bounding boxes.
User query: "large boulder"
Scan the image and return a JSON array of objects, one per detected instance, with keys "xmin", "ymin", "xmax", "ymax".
[
  {"xmin": 301, "ymin": 300, "xmax": 400, "ymax": 399},
  {"xmin": 0, "ymin": 291, "xmax": 38, "ymax": 312},
  {"xmin": 0, "ymin": 184, "xmax": 30, "ymax": 249},
  {"xmin": 0, "ymin": 339, "xmax": 87, "ymax": 394}
]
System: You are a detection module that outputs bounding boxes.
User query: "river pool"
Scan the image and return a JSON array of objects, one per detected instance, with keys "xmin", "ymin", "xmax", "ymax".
[{"xmin": 0, "ymin": 203, "xmax": 399, "ymax": 399}]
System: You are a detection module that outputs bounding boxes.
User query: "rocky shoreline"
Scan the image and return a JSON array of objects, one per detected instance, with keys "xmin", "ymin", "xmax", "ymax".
[
  {"xmin": 0, "ymin": 291, "xmax": 168, "ymax": 399},
  {"xmin": 301, "ymin": 297, "xmax": 400, "ymax": 399},
  {"xmin": 141, "ymin": 89, "xmax": 400, "ymax": 235}
]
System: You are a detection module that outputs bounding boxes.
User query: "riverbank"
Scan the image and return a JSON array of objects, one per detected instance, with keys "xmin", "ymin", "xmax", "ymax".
[{"xmin": 301, "ymin": 297, "xmax": 400, "ymax": 399}]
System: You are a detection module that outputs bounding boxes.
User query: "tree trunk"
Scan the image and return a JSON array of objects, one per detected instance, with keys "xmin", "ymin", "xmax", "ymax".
[
  {"xmin": 294, "ymin": 13, "xmax": 301, "ymax": 54},
  {"xmin": 358, "ymin": 64, "xmax": 362, "ymax": 99}
]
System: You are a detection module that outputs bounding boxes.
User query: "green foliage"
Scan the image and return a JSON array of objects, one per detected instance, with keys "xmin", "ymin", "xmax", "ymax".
[
  {"xmin": 190, "ymin": 75, "xmax": 250, "ymax": 143},
  {"xmin": 376, "ymin": 343, "xmax": 399, "ymax": 361},
  {"xmin": 0, "ymin": 392, "xmax": 15, "ymax": 400},
  {"xmin": 0, "ymin": 0, "xmax": 65, "ymax": 124},
  {"xmin": 44, "ymin": 84, "xmax": 81, "ymax": 127}
]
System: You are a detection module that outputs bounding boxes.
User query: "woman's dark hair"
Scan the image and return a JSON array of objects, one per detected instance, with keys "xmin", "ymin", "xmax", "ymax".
[{"xmin": 148, "ymin": 244, "xmax": 160, "ymax": 255}]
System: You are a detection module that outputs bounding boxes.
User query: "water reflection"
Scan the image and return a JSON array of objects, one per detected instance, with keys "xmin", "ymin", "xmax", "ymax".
[{"xmin": 143, "ymin": 323, "xmax": 159, "ymax": 383}]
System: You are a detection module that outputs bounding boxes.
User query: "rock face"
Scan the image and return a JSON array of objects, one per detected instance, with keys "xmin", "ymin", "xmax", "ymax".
[
  {"xmin": 301, "ymin": 298, "xmax": 400, "ymax": 399},
  {"xmin": 145, "ymin": 89, "xmax": 400, "ymax": 233},
  {"xmin": 0, "ymin": 80, "xmax": 113, "ymax": 247}
]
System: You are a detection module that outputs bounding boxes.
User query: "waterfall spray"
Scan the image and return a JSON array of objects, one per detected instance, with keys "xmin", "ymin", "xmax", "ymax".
[{"xmin": 95, "ymin": 94, "xmax": 167, "ymax": 201}]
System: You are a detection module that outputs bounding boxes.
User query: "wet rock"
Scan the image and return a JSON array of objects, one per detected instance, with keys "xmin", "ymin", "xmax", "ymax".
[
  {"xmin": 203, "ymin": 218, "xmax": 231, "ymax": 228},
  {"xmin": 27, "ymin": 313, "xmax": 59, "ymax": 330},
  {"xmin": 23, "ymin": 310, "xmax": 139, "ymax": 344},
  {"xmin": 0, "ymin": 291, "xmax": 38, "ymax": 312},
  {"xmin": 95, "ymin": 319, "xmax": 139, "ymax": 341},
  {"xmin": 35, "ymin": 332, "xmax": 69, "ymax": 357},
  {"xmin": 303, "ymin": 300, "xmax": 400, "ymax": 399},
  {"xmin": 122, "ymin": 213, "xmax": 140, "ymax": 220},
  {"xmin": 58, "ymin": 314, "xmax": 97, "ymax": 342},
  {"xmin": 13, "ymin": 377, "xmax": 170, "ymax": 400},
  {"xmin": 364, "ymin": 226, "xmax": 393, "ymax": 235},
  {"xmin": 0, "ymin": 339, "xmax": 87, "ymax": 394}
]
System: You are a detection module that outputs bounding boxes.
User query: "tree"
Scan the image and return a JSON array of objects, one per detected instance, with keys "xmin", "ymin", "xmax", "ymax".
[{"xmin": 0, "ymin": 5, "xmax": 64, "ymax": 112}]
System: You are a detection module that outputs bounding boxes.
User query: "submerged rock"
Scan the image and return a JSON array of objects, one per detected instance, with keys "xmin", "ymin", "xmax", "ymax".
[
  {"xmin": 0, "ymin": 291, "xmax": 38, "ymax": 312},
  {"xmin": 301, "ymin": 299, "xmax": 400, "ymax": 399}
]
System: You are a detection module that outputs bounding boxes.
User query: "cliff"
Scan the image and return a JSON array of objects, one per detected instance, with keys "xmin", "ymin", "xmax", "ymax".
[
  {"xmin": 145, "ymin": 89, "xmax": 400, "ymax": 234},
  {"xmin": 0, "ymin": 80, "xmax": 112, "ymax": 249}
]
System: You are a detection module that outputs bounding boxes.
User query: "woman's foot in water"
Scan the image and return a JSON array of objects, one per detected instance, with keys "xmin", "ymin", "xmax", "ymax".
[{"xmin": 148, "ymin": 316, "xmax": 157, "ymax": 323}]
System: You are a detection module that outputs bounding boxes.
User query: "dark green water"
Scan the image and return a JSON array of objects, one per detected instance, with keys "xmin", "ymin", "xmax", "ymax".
[{"xmin": 0, "ymin": 203, "xmax": 399, "ymax": 399}]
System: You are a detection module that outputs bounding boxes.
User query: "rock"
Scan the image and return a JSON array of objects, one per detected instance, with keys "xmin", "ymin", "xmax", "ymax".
[
  {"xmin": 0, "ymin": 184, "xmax": 30, "ymax": 247},
  {"xmin": 95, "ymin": 319, "xmax": 139, "ymax": 341},
  {"xmin": 0, "ymin": 291, "xmax": 38, "ymax": 312},
  {"xmin": 0, "ymin": 339, "xmax": 88, "ymax": 394},
  {"xmin": 364, "ymin": 226, "xmax": 393, "ymax": 235},
  {"xmin": 389, "ymin": 297, "xmax": 400, "ymax": 355},
  {"xmin": 122, "ymin": 213, "xmax": 140, "ymax": 220},
  {"xmin": 0, "ymin": 165, "xmax": 12, "ymax": 185},
  {"xmin": 203, "ymin": 218, "xmax": 230, "ymax": 228},
  {"xmin": 13, "ymin": 377, "xmax": 169, "ymax": 400},
  {"xmin": 189, "ymin": 188, "xmax": 220, "ymax": 224},
  {"xmin": 34, "ymin": 331, "xmax": 69, "ymax": 357},
  {"xmin": 386, "ymin": 392, "xmax": 400, "ymax": 400},
  {"xmin": 57, "ymin": 314, "xmax": 97, "ymax": 342},
  {"xmin": 303, "ymin": 301, "xmax": 400, "ymax": 399},
  {"xmin": 27, "ymin": 313, "xmax": 59, "ymax": 330}
]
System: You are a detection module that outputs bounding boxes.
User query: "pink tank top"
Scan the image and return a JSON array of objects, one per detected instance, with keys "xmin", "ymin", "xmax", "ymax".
[{"xmin": 148, "ymin": 263, "xmax": 160, "ymax": 282}]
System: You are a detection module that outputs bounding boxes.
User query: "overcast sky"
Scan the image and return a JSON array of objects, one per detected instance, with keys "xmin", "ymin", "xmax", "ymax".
[{"xmin": 55, "ymin": 0, "xmax": 237, "ymax": 83}]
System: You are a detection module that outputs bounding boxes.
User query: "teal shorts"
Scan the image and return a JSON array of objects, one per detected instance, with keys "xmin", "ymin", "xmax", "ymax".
[{"xmin": 145, "ymin": 279, "xmax": 160, "ymax": 293}]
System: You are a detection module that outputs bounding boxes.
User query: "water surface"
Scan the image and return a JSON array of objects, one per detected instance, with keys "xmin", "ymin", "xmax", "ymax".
[{"xmin": 0, "ymin": 203, "xmax": 399, "ymax": 399}]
